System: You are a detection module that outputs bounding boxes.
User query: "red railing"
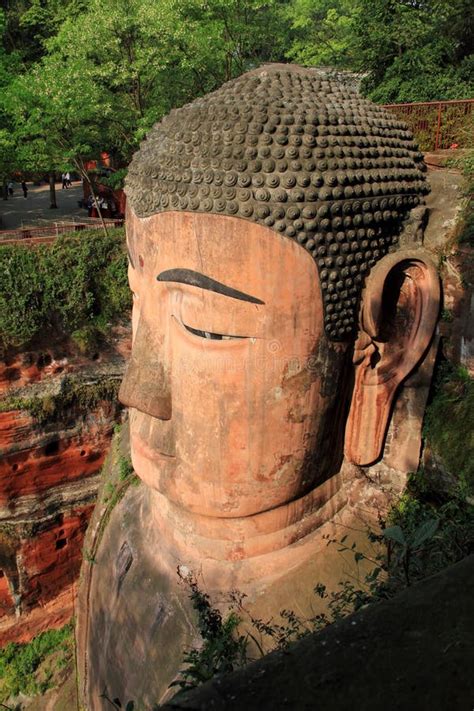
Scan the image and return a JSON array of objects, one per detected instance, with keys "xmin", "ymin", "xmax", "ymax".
[
  {"xmin": 382, "ymin": 99, "xmax": 474, "ymax": 152},
  {"xmin": 0, "ymin": 219, "xmax": 124, "ymax": 245}
]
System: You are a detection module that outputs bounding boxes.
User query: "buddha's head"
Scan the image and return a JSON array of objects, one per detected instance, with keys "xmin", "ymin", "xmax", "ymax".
[{"xmin": 119, "ymin": 65, "xmax": 439, "ymax": 521}]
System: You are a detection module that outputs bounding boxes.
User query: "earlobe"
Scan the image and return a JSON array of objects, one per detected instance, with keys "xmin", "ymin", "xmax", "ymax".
[{"xmin": 345, "ymin": 250, "xmax": 440, "ymax": 466}]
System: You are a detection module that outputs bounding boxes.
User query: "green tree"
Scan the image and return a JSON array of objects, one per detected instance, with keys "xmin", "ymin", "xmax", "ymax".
[
  {"xmin": 4, "ymin": 49, "xmax": 109, "ymax": 217},
  {"xmin": 2, "ymin": 0, "xmax": 86, "ymax": 65},
  {"xmin": 285, "ymin": 0, "xmax": 356, "ymax": 68},
  {"xmin": 0, "ymin": 9, "xmax": 21, "ymax": 198},
  {"xmin": 286, "ymin": 0, "xmax": 473, "ymax": 102},
  {"xmin": 46, "ymin": 0, "xmax": 288, "ymax": 162},
  {"xmin": 1, "ymin": 0, "xmax": 288, "ymax": 193},
  {"xmin": 352, "ymin": 0, "xmax": 474, "ymax": 101}
]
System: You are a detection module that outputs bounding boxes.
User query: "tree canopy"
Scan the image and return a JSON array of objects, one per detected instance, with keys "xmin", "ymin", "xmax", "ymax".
[{"xmin": 0, "ymin": 0, "xmax": 472, "ymax": 182}]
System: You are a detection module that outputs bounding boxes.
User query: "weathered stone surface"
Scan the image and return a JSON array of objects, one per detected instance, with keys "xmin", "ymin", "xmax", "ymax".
[
  {"xmin": 0, "ymin": 567, "xmax": 14, "ymax": 619},
  {"xmin": 344, "ymin": 249, "xmax": 439, "ymax": 466},
  {"xmin": 0, "ymin": 585, "xmax": 76, "ymax": 646},
  {"xmin": 423, "ymin": 163, "xmax": 463, "ymax": 251},
  {"xmin": 77, "ymin": 428, "xmax": 374, "ymax": 710},
  {"xmin": 0, "ymin": 416, "xmax": 112, "ymax": 504},
  {"xmin": 19, "ymin": 505, "xmax": 94, "ymax": 611},
  {"xmin": 0, "ymin": 503, "xmax": 94, "ymax": 644},
  {"xmin": 122, "ymin": 209, "xmax": 349, "ymax": 519}
]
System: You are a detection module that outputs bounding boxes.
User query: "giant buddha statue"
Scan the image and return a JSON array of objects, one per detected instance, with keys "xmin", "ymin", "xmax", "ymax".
[{"xmin": 77, "ymin": 65, "xmax": 440, "ymax": 709}]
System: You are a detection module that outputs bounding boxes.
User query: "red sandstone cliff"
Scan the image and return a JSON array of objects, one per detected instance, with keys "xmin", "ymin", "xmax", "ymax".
[{"xmin": 0, "ymin": 327, "xmax": 131, "ymax": 644}]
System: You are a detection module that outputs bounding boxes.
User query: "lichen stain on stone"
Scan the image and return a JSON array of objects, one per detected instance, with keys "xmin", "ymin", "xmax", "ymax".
[
  {"xmin": 281, "ymin": 360, "xmax": 314, "ymax": 393},
  {"xmin": 287, "ymin": 405, "xmax": 307, "ymax": 424},
  {"xmin": 115, "ymin": 540, "xmax": 133, "ymax": 596}
]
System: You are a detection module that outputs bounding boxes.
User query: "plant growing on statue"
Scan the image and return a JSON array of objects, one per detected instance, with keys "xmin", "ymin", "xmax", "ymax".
[
  {"xmin": 172, "ymin": 484, "xmax": 473, "ymax": 695},
  {"xmin": 84, "ymin": 549, "xmax": 97, "ymax": 565},
  {"xmin": 0, "ymin": 624, "xmax": 74, "ymax": 703},
  {"xmin": 440, "ymin": 308, "xmax": 454, "ymax": 323},
  {"xmin": 383, "ymin": 519, "xmax": 439, "ymax": 587},
  {"xmin": 171, "ymin": 571, "xmax": 249, "ymax": 691},
  {"xmin": 423, "ymin": 360, "xmax": 474, "ymax": 494},
  {"xmin": 118, "ymin": 456, "xmax": 134, "ymax": 481},
  {"xmin": 103, "ymin": 482, "xmax": 118, "ymax": 504}
]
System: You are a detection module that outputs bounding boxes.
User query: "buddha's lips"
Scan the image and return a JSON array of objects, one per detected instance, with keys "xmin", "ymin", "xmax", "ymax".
[
  {"xmin": 129, "ymin": 406, "xmax": 176, "ymax": 457},
  {"xmin": 132, "ymin": 435, "xmax": 176, "ymax": 463}
]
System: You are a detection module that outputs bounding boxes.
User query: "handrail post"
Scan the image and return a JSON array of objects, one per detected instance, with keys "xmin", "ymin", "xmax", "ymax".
[{"xmin": 435, "ymin": 102, "xmax": 442, "ymax": 151}]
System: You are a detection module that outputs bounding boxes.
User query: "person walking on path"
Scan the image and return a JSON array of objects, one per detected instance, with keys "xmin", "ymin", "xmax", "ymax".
[
  {"xmin": 7, "ymin": 181, "xmax": 13, "ymax": 196},
  {"xmin": 62, "ymin": 173, "xmax": 68, "ymax": 189},
  {"xmin": 21, "ymin": 181, "xmax": 28, "ymax": 198},
  {"xmin": 66, "ymin": 171, "xmax": 71, "ymax": 187}
]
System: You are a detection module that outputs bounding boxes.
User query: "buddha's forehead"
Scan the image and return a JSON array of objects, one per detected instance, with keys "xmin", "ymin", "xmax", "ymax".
[
  {"xmin": 125, "ymin": 64, "xmax": 429, "ymax": 340},
  {"xmin": 127, "ymin": 209, "xmax": 321, "ymax": 311}
]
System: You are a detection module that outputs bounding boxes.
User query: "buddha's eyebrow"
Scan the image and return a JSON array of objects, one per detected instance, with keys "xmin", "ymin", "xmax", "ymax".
[{"xmin": 156, "ymin": 269, "xmax": 265, "ymax": 305}]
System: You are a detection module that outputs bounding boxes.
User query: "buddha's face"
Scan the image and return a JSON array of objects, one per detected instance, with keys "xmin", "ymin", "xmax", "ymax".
[{"xmin": 120, "ymin": 208, "xmax": 350, "ymax": 518}]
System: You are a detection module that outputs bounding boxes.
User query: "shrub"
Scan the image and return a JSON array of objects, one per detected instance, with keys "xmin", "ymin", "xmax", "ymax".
[
  {"xmin": 71, "ymin": 324, "xmax": 102, "ymax": 355},
  {"xmin": 423, "ymin": 362, "xmax": 474, "ymax": 493},
  {"xmin": 452, "ymin": 151, "xmax": 474, "ymax": 247},
  {"xmin": 172, "ymin": 573, "xmax": 249, "ymax": 692},
  {"xmin": 0, "ymin": 246, "xmax": 45, "ymax": 346},
  {"xmin": 0, "ymin": 228, "xmax": 130, "ymax": 350},
  {"xmin": 118, "ymin": 456, "xmax": 134, "ymax": 481},
  {"xmin": 0, "ymin": 623, "xmax": 74, "ymax": 703},
  {"xmin": 0, "ymin": 374, "xmax": 121, "ymax": 424}
]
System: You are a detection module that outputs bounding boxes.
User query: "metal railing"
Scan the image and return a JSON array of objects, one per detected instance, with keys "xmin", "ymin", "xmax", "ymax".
[
  {"xmin": 0, "ymin": 219, "xmax": 124, "ymax": 244},
  {"xmin": 382, "ymin": 99, "xmax": 474, "ymax": 152}
]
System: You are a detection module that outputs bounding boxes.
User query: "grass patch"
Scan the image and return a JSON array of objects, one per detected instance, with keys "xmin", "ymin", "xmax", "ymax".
[
  {"xmin": 102, "ymin": 456, "xmax": 138, "ymax": 506},
  {"xmin": 0, "ymin": 623, "xmax": 74, "ymax": 703},
  {"xmin": 118, "ymin": 455, "xmax": 134, "ymax": 481}
]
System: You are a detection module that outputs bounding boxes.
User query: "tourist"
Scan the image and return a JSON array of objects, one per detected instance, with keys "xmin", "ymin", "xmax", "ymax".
[
  {"xmin": 21, "ymin": 181, "xmax": 28, "ymax": 198},
  {"xmin": 87, "ymin": 194, "xmax": 94, "ymax": 217},
  {"xmin": 100, "ymin": 197, "xmax": 110, "ymax": 218},
  {"xmin": 61, "ymin": 173, "xmax": 68, "ymax": 189},
  {"xmin": 66, "ymin": 171, "xmax": 71, "ymax": 187},
  {"xmin": 7, "ymin": 181, "xmax": 13, "ymax": 196}
]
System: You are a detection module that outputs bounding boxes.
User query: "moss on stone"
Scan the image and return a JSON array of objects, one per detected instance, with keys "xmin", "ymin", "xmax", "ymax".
[{"xmin": 0, "ymin": 374, "xmax": 121, "ymax": 424}]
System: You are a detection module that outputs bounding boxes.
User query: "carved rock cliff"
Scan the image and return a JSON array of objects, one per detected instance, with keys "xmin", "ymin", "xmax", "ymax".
[{"xmin": 0, "ymin": 327, "xmax": 130, "ymax": 644}]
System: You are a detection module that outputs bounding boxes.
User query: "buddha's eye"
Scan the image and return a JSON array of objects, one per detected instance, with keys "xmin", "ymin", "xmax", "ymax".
[{"xmin": 183, "ymin": 323, "xmax": 245, "ymax": 341}]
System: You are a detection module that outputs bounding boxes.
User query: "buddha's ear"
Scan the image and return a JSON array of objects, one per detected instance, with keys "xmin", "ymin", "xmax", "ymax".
[{"xmin": 345, "ymin": 250, "xmax": 440, "ymax": 466}]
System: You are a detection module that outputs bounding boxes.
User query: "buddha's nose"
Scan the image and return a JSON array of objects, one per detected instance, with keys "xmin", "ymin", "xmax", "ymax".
[{"xmin": 119, "ymin": 317, "xmax": 172, "ymax": 420}]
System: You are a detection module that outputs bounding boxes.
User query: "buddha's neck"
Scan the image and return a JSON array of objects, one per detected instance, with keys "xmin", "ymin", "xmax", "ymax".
[{"xmin": 146, "ymin": 471, "xmax": 346, "ymax": 589}]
